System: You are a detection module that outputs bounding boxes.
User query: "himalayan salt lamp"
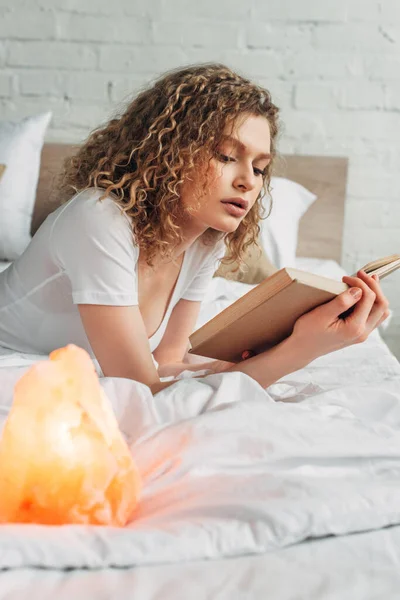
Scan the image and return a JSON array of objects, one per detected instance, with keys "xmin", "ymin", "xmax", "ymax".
[{"xmin": 0, "ymin": 344, "xmax": 141, "ymax": 526}]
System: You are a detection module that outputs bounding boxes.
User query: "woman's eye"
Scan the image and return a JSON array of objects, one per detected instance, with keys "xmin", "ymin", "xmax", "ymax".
[
  {"xmin": 254, "ymin": 167, "xmax": 267, "ymax": 177},
  {"xmin": 217, "ymin": 152, "xmax": 267, "ymax": 176},
  {"xmin": 217, "ymin": 152, "xmax": 234, "ymax": 163}
]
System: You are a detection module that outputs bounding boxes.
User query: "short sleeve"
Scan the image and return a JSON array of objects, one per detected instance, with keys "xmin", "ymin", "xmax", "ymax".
[
  {"xmin": 181, "ymin": 239, "xmax": 226, "ymax": 302},
  {"xmin": 50, "ymin": 190, "xmax": 139, "ymax": 306}
]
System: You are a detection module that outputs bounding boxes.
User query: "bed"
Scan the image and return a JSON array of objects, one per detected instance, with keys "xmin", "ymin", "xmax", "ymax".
[{"xmin": 1, "ymin": 148, "xmax": 400, "ymax": 600}]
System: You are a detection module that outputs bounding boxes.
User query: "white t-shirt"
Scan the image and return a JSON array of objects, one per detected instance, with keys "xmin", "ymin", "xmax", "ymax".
[{"xmin": 0, "ymin": 188, "xmax": 225, "ymax": 357}]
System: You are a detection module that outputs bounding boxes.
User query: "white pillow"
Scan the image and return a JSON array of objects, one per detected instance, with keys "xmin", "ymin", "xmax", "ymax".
[
  {"xmin": 260, "ymin": 176, "xmax": 317, "ymax": 269},
  {"xmin": 0, "ymin": 112, "xmax": 52, "ymax": 260}
]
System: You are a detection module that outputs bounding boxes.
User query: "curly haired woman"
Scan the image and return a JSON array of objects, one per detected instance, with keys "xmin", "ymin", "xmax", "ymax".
[{"xmin": 0, "ymin": 63, "xmax": 390, "ymax": 394}]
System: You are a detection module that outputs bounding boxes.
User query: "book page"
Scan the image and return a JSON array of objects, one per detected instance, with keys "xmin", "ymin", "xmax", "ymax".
[{"xmin": 353, "ymin": 254, "xmax": 400, "ymax": 279}]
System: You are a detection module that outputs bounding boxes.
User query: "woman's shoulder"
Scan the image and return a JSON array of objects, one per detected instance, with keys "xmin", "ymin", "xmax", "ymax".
[
  {"xmin": 64, "ymin": 187, "xmax": 128, "ymax": 216},
  {"xmin": 50, "ymin": 187, "xmax": 138, "ymax": 257},
  {"xmin": 53, "ymin": 187, "xmax": 132, "ymax": 232}
]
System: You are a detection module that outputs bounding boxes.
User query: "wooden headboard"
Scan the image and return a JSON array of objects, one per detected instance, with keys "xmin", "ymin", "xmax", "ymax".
[
  {"xmin": 32, "ymin": 144, "xmax": 348, "ymax": 264},
  {"xmin": 276, "ymin": 155, "xmax": 348, "ymax": 263}
]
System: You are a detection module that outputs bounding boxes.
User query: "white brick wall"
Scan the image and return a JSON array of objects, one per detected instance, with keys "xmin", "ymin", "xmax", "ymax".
[{"xmin": 0, "ymin": 0, "xmax": 399, "ymax": 359}]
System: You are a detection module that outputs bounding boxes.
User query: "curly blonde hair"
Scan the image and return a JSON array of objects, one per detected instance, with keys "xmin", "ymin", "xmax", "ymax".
[{"xmin": 57, "ymin": 63, "xmax": 280, "ymax": 267}]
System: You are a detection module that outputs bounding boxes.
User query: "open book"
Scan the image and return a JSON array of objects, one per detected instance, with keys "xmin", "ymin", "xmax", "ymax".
[{"xmin": 189, "ymin": 254, "xmax": 400, "ymax": 363}]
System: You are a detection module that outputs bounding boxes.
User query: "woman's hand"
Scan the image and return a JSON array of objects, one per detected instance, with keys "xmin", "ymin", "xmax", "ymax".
[
  {"xmin": 205, "ymin": 359, "xmax": 236, "ymax": 374},
  {"xmin": 207, "ymin": 351, "xmax": 259, "ymax": 372},
  {"xmin": 289, "ymin": 269, "xmax": 390, "ymax": 362}
]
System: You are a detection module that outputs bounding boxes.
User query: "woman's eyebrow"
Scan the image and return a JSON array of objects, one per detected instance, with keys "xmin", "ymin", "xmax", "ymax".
[{"xmin": 222, "ymin": 135, "xmax": 271, "ymax": 159}]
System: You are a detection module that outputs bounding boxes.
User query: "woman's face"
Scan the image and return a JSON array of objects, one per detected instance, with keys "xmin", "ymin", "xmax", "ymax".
[{"xmin": 180, "ymin": 113, "xmax": 271, "ymax": 237}]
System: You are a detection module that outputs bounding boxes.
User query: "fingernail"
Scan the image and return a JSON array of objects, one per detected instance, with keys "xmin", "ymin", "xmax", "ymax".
[
  {"xmin": 372, "ymin": 274, "xmax": 379, "ymax": 281},
  {"xmin": 349, "ymin": 287, "xmax": 362, "ymax": 299}
]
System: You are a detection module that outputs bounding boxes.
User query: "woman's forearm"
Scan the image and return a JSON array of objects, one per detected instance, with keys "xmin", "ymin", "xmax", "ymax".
[
  {"xmin": 224, "ymin": 334, "xmax": 313, "ymax": 388},
  {"xmin": 157, "ymin": 359, "xmax": 225, "ymax": 378},
  {"xmin": 152, "ymin": 335, "xmax": 312, "ymax": 394}
]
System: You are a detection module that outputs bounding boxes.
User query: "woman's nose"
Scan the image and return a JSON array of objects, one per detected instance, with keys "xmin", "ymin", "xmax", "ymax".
[{"xmin": 233, "ymin": 166, "xmax": 256, "ymax": 192}]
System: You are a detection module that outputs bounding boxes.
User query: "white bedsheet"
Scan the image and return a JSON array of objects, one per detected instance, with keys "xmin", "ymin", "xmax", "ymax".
[
  {"xmin": 0, "ymin": 261, "xmax": 11, "ymax": 273},
  {"xmin": 2, "ymin": 526, "xmax": 400, "ymax": 600},
  {"xmin": 0, "ymin": 258, "xmax": 400, "ymax": 598}
]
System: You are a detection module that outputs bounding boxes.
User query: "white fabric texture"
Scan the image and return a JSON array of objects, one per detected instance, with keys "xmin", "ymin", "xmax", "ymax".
[
  {"xmin": 261, "ymin": 176, "xmax": 317, "ymax": 269},
  {"xmin": 0, "ymin": 259, "xmax": 399, "ymax": 573},
  {"xmin": 0, "ymin": 112, "xmax": 52, "ymax": 261},
  {"xmin": 0, "ymin": 187, "xmax": 225, "ymax": 356},
  {"xmin": 0, "ymin": 261, "xmax": 11, "ymax": 274},
  {"xmin": 0, "ymin": 334, "xmax": 399, "ymax": 571},
  {"xmin": 1, "ymin": 526, "xmax": 400, "ymax": 599}
]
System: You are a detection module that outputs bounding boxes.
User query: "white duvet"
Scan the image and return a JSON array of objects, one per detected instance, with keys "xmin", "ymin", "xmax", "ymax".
[{"xmin": 0, "ymin": 259, "xmax": 400, "ymax": 572}]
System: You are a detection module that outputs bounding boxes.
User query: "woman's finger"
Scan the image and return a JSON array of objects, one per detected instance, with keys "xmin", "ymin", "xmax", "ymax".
[
  {"xmin": 341, "ymin": 272, "xmax": 378, "ymax": 326},
  {"xmin": 355, "ymin": 270, "xmax": 390, "ymax": 329},
  {"xmin": 357, "ymin": 270, "xmax": 388, "ymax": 308},
  {"xmin": 343, "ymin": 270, "xmax": 389, "ymax": 334},
  {"xmin": 375, "ymin": 309, "xmax": 391, "ymax": 330}
]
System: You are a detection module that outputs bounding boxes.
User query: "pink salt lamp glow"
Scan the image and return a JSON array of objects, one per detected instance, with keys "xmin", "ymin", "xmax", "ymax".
[{"xmin": 0, "ymin": 344, "xmax": 141, "ymax": 526}]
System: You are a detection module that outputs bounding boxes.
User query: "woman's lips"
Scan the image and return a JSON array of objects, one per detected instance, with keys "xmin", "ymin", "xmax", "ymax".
[{"xmin": 220, "ymin": 201, "xmax": 246, "ymax": 217}]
